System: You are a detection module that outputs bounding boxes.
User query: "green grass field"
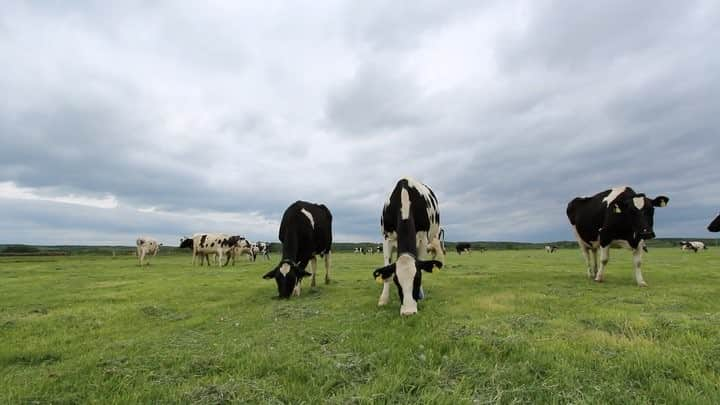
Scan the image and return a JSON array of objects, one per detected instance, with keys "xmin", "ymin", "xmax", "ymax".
[{"xmin": 2, "ymin": 249, "xmax": 720, "ymax": 404}]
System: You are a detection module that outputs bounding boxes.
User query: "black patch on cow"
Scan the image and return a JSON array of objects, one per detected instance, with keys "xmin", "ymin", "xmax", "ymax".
[
  {"xmin": 708, "ymin": 214, "xmax": 720, "ymax": 232},
  {"xmin": 199, "ymin": 234, "xmax": 207, "ymax": 248}
]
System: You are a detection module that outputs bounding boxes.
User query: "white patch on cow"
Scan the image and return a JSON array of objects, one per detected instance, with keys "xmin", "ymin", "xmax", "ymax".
[
  {"xmin": 301, "ymin": 208, "xmax": 315, "ymax": 228},
  {"xmin": 602, "ymin": 186, "xmax": 628, "ymax": 206},
  {"xmin": 279, "ymin": 262, "xmax": 291, "ymax": 276},
  {"xmin": 400, "ymin": 188, "xmax": 411, "ymax": 220},
  {"xmin": 633, "ymin": 197, "xmax": 645, "ymax": 209},
  {"xmin": 395, "ymin": 254, "xmax": 417, "ymax": 315}
]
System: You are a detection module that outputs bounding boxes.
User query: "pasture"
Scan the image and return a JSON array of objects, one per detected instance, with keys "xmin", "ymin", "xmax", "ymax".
[{"xmin": 1, "ymin": 249, "xmax": 720, "ymax": 403}]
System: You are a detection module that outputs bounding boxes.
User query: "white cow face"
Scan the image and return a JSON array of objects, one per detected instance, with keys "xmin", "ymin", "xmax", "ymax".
[{"xmin": 263, "ymin": 261, "xmax": 311, "ymax": 299}]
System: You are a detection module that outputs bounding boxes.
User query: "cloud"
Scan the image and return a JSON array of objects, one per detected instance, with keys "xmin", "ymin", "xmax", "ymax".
[{"xmin": 1, "ymin": 1, "xmax": 719, "ymax": 245}]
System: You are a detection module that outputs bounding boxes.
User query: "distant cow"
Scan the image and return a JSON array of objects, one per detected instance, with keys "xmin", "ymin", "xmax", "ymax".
[
  {"xmin": 374, "ymin": 178, "xmax": 443, "ymax": 315},
  {"xmin": 263, "ymin": 201, "xmax": 333, "ymax": 298},
  {"xmin": 179, "ymin": 233, "xmax": 241, "ymax": 266},
  {"xmin": 708, "ymin": 214, "xmax": 720, "ymax": 232},
  {"xmin": 544, "ymin": 245, "xmax": 558, "ymax": 253},
  {"xmin": 136, "ymin": 237, "xmax": 160, "ymax": 266},
  {"xmin": 567, "ymin": 186, "xmax": 668, "ymax": 287},
  {"xmin": 680, "ymin": 241, "xmax": 706, "ymax": 252},
  {"xmin": 354, "ymin": 247, "xmax": 365, "ymax": 254},
  {"xmin": 456, "ymin": 242, "xmax": 472, "ymax": 255},
  {"xmin": 251, "ymin": 242, "xmax": 271, "ymax": 260},
  {"xmin": 376, "ymin": 245, "xmax": 382, "ymax": 253},
  {"xmin": 230, "ymin": 238, "xmax": 254, "ymax": 264}
]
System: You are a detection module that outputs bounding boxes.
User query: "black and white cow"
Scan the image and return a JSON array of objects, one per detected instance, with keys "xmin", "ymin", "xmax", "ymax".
[
  {"xmin": 251, "ymin": 242, "xmax": 271, "ymax": 260},
  {"xmin": 179, "ymin": 233, "xmax": 241, "ymax": 266},
  {"xmin": 263, "ymin": 201, "xmax": 333, "ymax": 298},
  {"xmin": 456, "ymin": 242, "xmax": 472, "ymax": 255},
  {"xmin": 544, "ymin": 245, "xmax": 558, "ymax": 253},
  {"xmin": 708, "ymin": 214, "xmax": 720, "ymax": 232},
  {"xmin": 680, "ymin": 241, "xmax": 706, "ymax": 252},
  {"xmin": 136, "ymin": 237, "xmax": 160, "ymax": 266},
  {"xmin": 566, "ymin": 186, "xmax": 668, "ymax": 286},
  {"xmin": 374, "ymin": 178, "xmax": 443, "ymax": 315},
  {"xmin": 376, "ymin": 245, "xmax": 382, "ymax": 253},
  {"xmin": 230, "ymin": 238, "xmax": 254, "ymax": 264}
]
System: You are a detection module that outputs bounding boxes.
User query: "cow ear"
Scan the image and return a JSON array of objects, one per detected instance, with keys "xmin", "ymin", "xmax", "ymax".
[
  {"xmin": 262, "ymin": 267, "xmax": 278, "ymax": 279},
  {"xmin": 373, "ymin": 263, "xmax": 396, "ymax": 280},
  {"xmin": 653, "ymin": 196, "xmax": 669, "ymax": 207},
  {"xmin": 417, "ymin": 260, "xmax": 443, "ymax": 273}
]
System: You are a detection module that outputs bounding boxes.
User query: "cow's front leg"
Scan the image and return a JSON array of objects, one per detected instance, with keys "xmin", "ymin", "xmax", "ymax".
[
  {"xmin": 293, "ymin": 279, "xmax": 302, "ymax": 296},
  {"xmin": 310, "ymin": 256, "xmax": 318, "ymax": 287},
  {"xmin": 324, "ymin": 252, "xmax": 331, "ymax": 284},
  {"xmin": 595, "ymin": 246, "xmax": 610, "ymax": 282},
  {"xmin": 633, "ymin": 247, "xmax": 647, "ymax": 287},
  {"xmin": 378, "ymin": 279, "xmax": 391, "ymax": 306}
]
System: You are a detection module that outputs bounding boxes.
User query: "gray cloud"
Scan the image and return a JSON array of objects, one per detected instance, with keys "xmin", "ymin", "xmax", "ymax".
[{"xmin": 1, "ymin": 1, "xmax": 719, "ymax": 245}]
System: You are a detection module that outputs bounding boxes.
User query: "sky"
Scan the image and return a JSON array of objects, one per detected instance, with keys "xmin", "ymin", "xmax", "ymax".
[{"xmin": 1, "ymin": 0, "xmax": 719, "ymax": 246}]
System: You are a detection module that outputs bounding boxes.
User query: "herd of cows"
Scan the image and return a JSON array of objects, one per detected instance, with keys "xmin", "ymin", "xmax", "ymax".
[{"xmin": 135, "ymin": 178, "xmax": 720, "ymax": 315}]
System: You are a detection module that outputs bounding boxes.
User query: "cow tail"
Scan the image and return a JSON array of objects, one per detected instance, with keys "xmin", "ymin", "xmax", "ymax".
[{"xmin": 439, "ymin": 228, "xmax": 446, "ymax": 253}]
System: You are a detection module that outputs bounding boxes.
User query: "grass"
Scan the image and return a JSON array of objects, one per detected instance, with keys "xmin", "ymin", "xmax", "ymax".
[{"xmin": 1, "ymin": 249, "xmax": 719, "ymax": 404}]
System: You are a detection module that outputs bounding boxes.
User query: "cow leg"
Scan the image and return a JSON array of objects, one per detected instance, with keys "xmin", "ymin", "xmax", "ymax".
[
  {"xmin": 632, "ymin": 248, "xmax": 647, "ymax": 287},
  {"xmin": 137, "ymin": 247, "xmax": 142, "ymax": 266},
  {"xmin": 416, "ymin": 233, "xmax": 428, "ymax": 260},
  {"xmin": 578, "ymin": 244, "xmax": 593, "ymax": 278},
  {"xmin": 429, "ymin": 238, "xmax": 445, "ymax": 265},
  {"xmin": 324, "ymin": 251, "xmax": 331, "ymax": 284},
  {"xmin": 310, "ymin": 256, "xmax": 318, "ymax": 287},
  {"xmin": 595, "ymin": 246, "xmax": 610, "ymax": 282},
  {"xmin": 591, "ymin": 248, "xmax": 598, "ymax": 278}
]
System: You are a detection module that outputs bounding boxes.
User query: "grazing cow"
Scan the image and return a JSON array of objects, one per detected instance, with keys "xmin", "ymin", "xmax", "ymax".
[
  {"xmin": 136, "ymin": 237, "xmax": 160, "ymax": 266},
  {"xmin": 680, "ymin": 241, "xmax": 706, "ymax": 252},
  {"xmin": 251, "ymin": 242, "xmax": 271, "ymax": 260},
  {"xmin": 566, "ymin": 186, "xmax": 668, "ymax": 287},
  {"xmin": 230, "ymin": 238, "xmax": 254, "ymax": 264},
  {"xmin": 376, "ymin": 245, "xmax": 382, "ymax": 253},
  {"xmin": 179, "ymin": 234, "xmax": 241, "ymax": 266},
  {"xmin": 456, "ymin": 242, "xmax": 472, "ymax": 255},
  {"xmin": 544, "ymin": 245, "xmax": 558, "ymax": 253},
  {"xmin": 263, "ymin": 201, "xmax": 333, "ymax": 298},
  {"xmin": 374, "ymin": 178, "xmax": 444, "ymax": 315},
  {"xmin": 708, "ymin": 214, "xmax": 720, "ymax": 232}
]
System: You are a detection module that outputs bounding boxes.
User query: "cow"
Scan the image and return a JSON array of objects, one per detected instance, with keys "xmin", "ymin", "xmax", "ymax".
[
  {"xmin": 376, "ymin": 245, "xmax": 382, "ymax": 253},
  {"xmin": 566, "ymin": 186, "xmax": 668, "ymax": 287},
  {"xmin": 251, "ymin": 242, "xmax": 271, "ymax": 260},
  {"xmin": 230, "ymin": 238, "xmax": 254, "ymax": 264},
  {"xmin": 367, "ymin": 247, "xmax": 374, "ymax": 254},
  {"xmin": 374, "ymin": 178, "xmax": 444, "ymax": 315},
  {"xmin": 708, "ymin": 214, "xmax": 720, "ymax": 232},
  {"xmin": 354, "ymin": 247, "xmax": 365, "ymax": 254},
  {"xmin": 544, "ymin": 245, "xmax": 558, "ymax": 253},
  {"xmin": 680, "ymin": 241, "xmax": 706, "ymax": 252},
  {"xmin": 456, "ymin": 242, "xmax": 472, "ymax": 255},
  {"xmin": 179, "ymin": 233, "xmax": 241, "ymax": 266},
  {"xmin": 136, "ymin": 237, "xmax": 160, "ymax": 266},
  {"xmin": 263, "ymin": 201, "xmax": 333, "ymax": 298}
]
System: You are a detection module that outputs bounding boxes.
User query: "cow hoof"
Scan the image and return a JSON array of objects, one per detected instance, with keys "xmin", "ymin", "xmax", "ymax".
[
  {"xmin": 400, "ymin": 305, "xmax": 417, "ymax": 316},
  {"xmin": 378, "ymin": 297, "xmax": 389, "ymax": 306},
  {"xmin": 594, "ymin": 278, "xmax": 603, "ymax": 283},
  {"xmin": 638, "ymin": 282, "xmax": 648, "ymax": 287}
]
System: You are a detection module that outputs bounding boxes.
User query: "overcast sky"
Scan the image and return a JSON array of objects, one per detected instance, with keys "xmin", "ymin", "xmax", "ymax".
[{"xmin": 1, "ymin": 1, "xmax": 719, "ymax": 245}]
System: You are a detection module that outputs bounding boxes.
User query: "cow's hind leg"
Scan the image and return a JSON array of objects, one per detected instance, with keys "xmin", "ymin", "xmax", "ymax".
[
  {"xmin": 310, "ymin": 256, "xmax": 318, "ymax": 287},
  {"xmin": 578, "ymin": 244, "xmax": 594, "ymax": 278},
  {"xmin": 324, "ymin": 251, "xmax": 331, "ymax": 284}
]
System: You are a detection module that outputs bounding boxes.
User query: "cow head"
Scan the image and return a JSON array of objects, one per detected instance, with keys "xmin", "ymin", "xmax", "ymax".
[
  {"xmin": 373, "ymin": 256, "xmax": 442, "ymax": 310},
  {"xmin": 708, "ymin": 214, "xmax": 720, "ymax": 232},
  {"xmin": 179, "ymin": 237, "xmax": 193, "ymax": 249},
  {"xmin": 263, "ymin": 260, "xmax": 312, "ymax": 299},
  {"xmin": 608, "ymin": 194, "xmax": 669, "ymax": 240}
]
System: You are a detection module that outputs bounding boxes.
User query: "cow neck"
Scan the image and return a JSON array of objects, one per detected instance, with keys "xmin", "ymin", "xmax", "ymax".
[
  {"xmin": 396, "ymin": 214, "xmax": 418, "ymax": 257},
  {"xmin": 281, "ymin": 227, "xmax": 300, "ymax": 264}
]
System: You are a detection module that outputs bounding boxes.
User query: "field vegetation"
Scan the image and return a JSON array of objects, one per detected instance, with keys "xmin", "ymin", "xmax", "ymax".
[{"xmin": 1, "ymin": 248, "xmax": 719, "ymax": 403}]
